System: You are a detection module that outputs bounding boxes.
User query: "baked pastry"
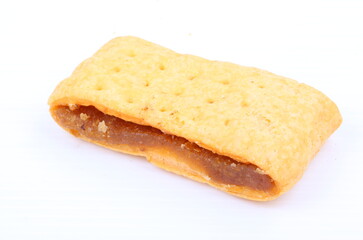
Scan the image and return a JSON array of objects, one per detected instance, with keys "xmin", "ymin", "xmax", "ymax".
[{"xmin": 48, "ymin": 36, "xmax": 342, "ymax": 201}]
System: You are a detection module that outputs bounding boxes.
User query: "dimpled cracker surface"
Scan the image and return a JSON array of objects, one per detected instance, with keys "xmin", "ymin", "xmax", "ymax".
[{"xmin": 49, "ymin": 36, "xmax": 342, "ymax": 199}]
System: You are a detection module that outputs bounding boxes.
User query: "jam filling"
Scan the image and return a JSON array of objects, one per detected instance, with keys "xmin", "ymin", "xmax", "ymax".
[{"xmin": 52, "ymin": 105, "xmax": 274, "ymax": 192}]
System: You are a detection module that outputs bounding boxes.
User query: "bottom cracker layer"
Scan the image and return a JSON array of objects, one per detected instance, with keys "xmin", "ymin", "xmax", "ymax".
[{"xmin": 51, "ymin": 105, "xmax": 278, "ymax": 199}]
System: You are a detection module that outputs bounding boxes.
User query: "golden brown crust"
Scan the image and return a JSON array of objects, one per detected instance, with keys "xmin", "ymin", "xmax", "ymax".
[{"xmin": 49, "ymin": 36, "xmax": 342, "ymax": 200}]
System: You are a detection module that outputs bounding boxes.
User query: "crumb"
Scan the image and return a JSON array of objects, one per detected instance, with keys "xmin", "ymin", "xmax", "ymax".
[
  {"xmin": 255, "ymin": 168, "xmax": 266, "ymax": 175},
  {"xmin": 80, "ymin": 113, "xmax": 89, "ymax": 121},
  {"xmin": 230, "ymin": 163, "xmax": 237, "ymax": 167},
  {"xmin": 98, "ymin": 121, "xmax": 108, "ymax": 133},
  {"xmin": 180, "ymin": 143, "xmax": 185, "ymax": 149},
  {"xmin": 68, "ymin": 104, "xmax": 79, "ymax": 111}
]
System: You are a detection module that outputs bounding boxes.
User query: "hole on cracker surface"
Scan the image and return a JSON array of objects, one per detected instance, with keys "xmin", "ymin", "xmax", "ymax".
[
  {"xmin": 207, "ymin": 99, "xmax": 215, "ymax": 104},
  {"xmin": 127, "ymin": 98, "xmax": 134, "ymax": 104},
  {"xmin": 95, "ymin": 86, "xmax": 104, "ymax": 91},
  {"xmin": 224, "ymin": 119, "xmax": 230, "ymax": 126},
  {"xmin": 145, "ymin": 81, "xmax": 150, "ymax": 87},
  {"xmin": 188, "ymin": 75, "xmax": 196, "ymax": 80},
  {"xmin": 241, "ymin": 101, "xmax": 249, "ymax": 107},
  {"xmin": 113, "ymin": 67, "xmax": 121, "ymax": 73},
  {"xmin": 159, "ymin": 64, "xmax": 165, "ymax": 70},
  {"xmin": 128, "ymin": 52, "xmax": 136, "ymax": 57},
  {"xmin": 159, "ymin": 108, "xmax": 166, "ymax": 112},
  {"xmin": 221, "ymin": 80, "xmax": 230, "ymax": 85},
  {"xmin": 258, "ymin": 85, "xmax": 265, "ymax": 89}
]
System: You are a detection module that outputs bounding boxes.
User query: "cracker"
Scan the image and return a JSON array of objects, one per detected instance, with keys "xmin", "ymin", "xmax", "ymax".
[{"xmin": 49, "ymin": 36, "xmax": 342, "ymax": 200}]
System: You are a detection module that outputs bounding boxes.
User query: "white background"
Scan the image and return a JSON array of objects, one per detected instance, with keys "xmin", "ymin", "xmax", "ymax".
[{"xmin": 1, "ymin": 0, "xmax": 362, "ymax": 239}]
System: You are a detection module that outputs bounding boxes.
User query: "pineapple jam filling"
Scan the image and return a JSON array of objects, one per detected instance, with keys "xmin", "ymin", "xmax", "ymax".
[{"xmin": 52, "ymin": 105, "xmax": 275, "ymax": 192}]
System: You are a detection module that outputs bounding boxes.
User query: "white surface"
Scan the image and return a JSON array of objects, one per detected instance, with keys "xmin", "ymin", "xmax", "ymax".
[{"xmin": 1, "ymin": 0, "xmax": 362, "ymax": 239}]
